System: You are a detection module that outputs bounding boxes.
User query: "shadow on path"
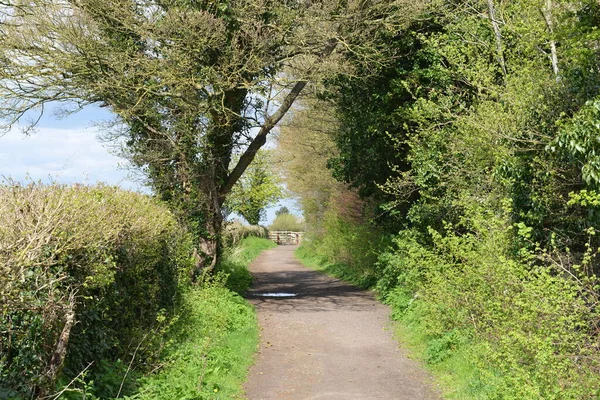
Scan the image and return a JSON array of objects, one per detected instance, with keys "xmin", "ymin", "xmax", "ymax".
[
  {"xmin": 243, "ymin": 245, "xmax": 441, "ymax": 400},
  {"xmin": 246, "ymin": 268, "xmax": 374, "ymax": 313}
]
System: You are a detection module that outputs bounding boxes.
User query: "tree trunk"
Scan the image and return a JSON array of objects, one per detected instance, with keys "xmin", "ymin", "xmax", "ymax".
[
  {"xmin": 541, "ymin": 0, "xmax": 560, "ymax": 79},
  {"xmin": 486, "ymin": 0, "xmax": 507, "ymax": 78},
  {"xmin": 37, "ymin": 291, "xmax": 76, "ymax": 398},
  {"xmin": 196, "ymin": 195, "xmax": 223, "ymax": 276},
  {"xmin": 192, "ymin": 88, "xmax": 246, "ymax": 278}
]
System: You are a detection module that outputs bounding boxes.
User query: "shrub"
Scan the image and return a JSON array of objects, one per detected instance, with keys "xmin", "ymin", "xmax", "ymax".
[
  {"xmin": 268, "ymin": 213, "xmax": 305, "ymax": 232},
  {"xmin": 0, "ymin": 182, "xmax": 194, "ymax": 398},
  {"xmin": 299, "ymin": 204, "xmax": 600, "ymax": 398},
  {"xmin": 378, "ymin": 215, "xmax": 600, "ymax": 399}
]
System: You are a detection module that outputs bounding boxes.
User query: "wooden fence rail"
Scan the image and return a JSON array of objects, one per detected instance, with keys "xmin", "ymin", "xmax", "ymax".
[{"xmin": 268, "ymin": 231, "xmax": 304, "ymax": 245}]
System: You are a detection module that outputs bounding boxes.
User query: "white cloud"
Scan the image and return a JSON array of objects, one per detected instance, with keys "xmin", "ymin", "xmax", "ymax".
[
  {"xmin": 0, "ymin": 125, "xmax": 145, "ymax": 191},
  {"xmin": 0, "ymin": 105, "xmax": 301, "ymax": 221}
]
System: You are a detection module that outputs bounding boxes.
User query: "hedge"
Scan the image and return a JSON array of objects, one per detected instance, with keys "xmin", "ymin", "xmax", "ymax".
[{"xmin": 0, "ymin": 182, "xmax": 194, "ymax": 399}]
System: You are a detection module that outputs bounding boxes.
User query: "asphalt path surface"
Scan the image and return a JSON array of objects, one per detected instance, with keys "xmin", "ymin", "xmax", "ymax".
[{"xmin": 243, "ymin": 245, "xmax": 441, "ymax": 400}]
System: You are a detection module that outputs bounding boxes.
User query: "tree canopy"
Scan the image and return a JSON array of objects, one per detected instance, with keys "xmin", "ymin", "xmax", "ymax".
[
  {"xmin": 226, "ymin": 150, "xmax": 282, "ymax": 225},
  {"xmin": 277, "ymin": 0, "xmax": 600, "ymax": 396},
  {"xmin": 0, "ymin": 0, "xmax": 420, "ymax": 270}
]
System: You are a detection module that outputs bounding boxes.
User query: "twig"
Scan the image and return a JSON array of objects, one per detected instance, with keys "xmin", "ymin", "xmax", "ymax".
[
  {"xmin": 116, "ymin": 330, "xmax": 151, "ymax": 398},
  {"xmin": 44, "ymin": 361, "xmax": 94, "ymax": 400}
]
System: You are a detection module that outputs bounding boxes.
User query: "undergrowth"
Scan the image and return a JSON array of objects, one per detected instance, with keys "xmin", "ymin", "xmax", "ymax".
[
  {"xmin": 122, "ymin": 237, "xmax": 273, "ymax": 399},
  {"xmin": 217, "ymin": 236, "xmax": 277, "ymax": 294},
  {"xmin": 296, "ymin": 241, "xmax": 517, "ymax": 399},
  {"xmin": 295, "ymin": 245, "xmax": 375, "ymax": 289},
  {"xmin": 53, "ymin": 236, "xmax": 272, "ymax": 400},
  {"xmin": 378, "ymin": 222, "xmax": 600, "ymax": 399},
  {"xmin": 294, "ymin": 214, "xmax": 388, "ymax": 289}
]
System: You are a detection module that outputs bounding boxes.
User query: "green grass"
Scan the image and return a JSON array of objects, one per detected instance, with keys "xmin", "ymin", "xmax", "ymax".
[
  {"xmin": 125, "ymin": 279, "xmax": 258, "ymax": 400},
  {"xmin": 294, "ymin": 244, "xmax": 377, "ymax": 289},
  {"xmin": 117, "ymin": 237, "xmax": 275, "ymax": 400},
  {"xmin": 217, "ymin": 236, "xmax": 277, "ymax": 294},
  {"xmin": 385, "ymin": 288, "xmax": 488, "ymax": 399}
]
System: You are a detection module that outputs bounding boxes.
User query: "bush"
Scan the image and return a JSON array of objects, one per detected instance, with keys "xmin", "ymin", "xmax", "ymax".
[
  {"xmin": 268, "ymin": 213, "xmax": 305, "ymax": 232},
  {"xmin": 0, "ymin": 182, "xmax": 194, "ymax": 398},
  {"xmin": 377, "ymin": 216, "xmax": 600, "ymax": 399}
]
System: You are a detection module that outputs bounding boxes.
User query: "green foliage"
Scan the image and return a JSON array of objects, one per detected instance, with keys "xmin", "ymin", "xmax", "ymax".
[
  {"xmin": 268, "ymin": 213, "xmax": 305, "ymax": 232},
  {"xmin": 324, "ymin": 16, "xmax": 463, "ymax": 227},
  {"xmin": 217, "ymin": 236, "xmax": 277, "ymax": 294},
  {"xmin": 0, "ymin": 0, "xmax": 410, "ymax": 272},
  {"xmin": 5, "ymin": 0, "xmax": 600, "ymax": 397},
  {"xmin": 553, "ymin": 99, "xmax": 600, "ymax": 186},
  {"xmin": 314, "ymin": 211, "xmax": 385, "ymax": 268},
  {"xmin": 296, "ymin": 209, "xmax": 391, "ymax": 288},
  {"xmin": 0, "ymin": 182, "xmax": 194, "ymax": 398},
  {"xmin": 226, "ymin": 151, "xmax": 283, "ymax": 225},
  {"xmin": 49, "ymin": 233, "xmax": 269, "ymax": 399},
  {"xmin": 284, "ymin": 0, "xmax": 600, "ymax": 396},
  {"xmin": 296, "ymin": 246, "xmax": 375, "ymax": 290},
  {"xmin": 274, "ymin": 97, "xmax": 345, "ymax": 236},
  {"xmin": 377, "ymin": 215, "xmax": 600, "ymax": 399},
  {"xmin": 299, "ymin": 209, "xmax": 600, "ymax": 398},
  {"xmin": 125, "ymin": 275, "xmax": 258, "ymax": 400}
]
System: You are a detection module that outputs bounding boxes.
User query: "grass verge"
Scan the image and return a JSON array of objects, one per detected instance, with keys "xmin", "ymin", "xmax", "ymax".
[
  {"xmin": 294, "ymin": 245, "xmax": 376, "ymax": 289},
  {"xmin": 385, "ymin": 287, "xmax": 488, "ymax": 399},
  {"xmin": 123, "ymin": 237, "xmax": 275, "ymax": 400},
  {"xmin": 217, "ymin": 236, "xmax": 277, "ymax": 294}
]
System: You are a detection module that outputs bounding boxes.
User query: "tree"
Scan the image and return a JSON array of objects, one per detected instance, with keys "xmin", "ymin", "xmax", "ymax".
[
  {"xmin": 269, "ymin": 212, "xmax": 304, "ymax": 231},
  {"xmin": 226, "ymin": 150, "xmax": 282, "ymax": 225},
  {"xmin": 275, "ymin": 206, "xmax": 290, "ymax": 216},
  {"xmin": 0, "ymin": 0, "xmax": 417, "ymax": 272},
  {"xmin": 323, "ymin": 0, "xmax": 600, "ymax": 239},
  {"xmin": 274, "ymin": 97, "xmax": 349, "ymax": 231}
]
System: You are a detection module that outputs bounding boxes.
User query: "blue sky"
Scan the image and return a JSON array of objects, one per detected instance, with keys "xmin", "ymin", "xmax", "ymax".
[{"xmin": 0, "ymin": 104, "xmax": 297, "ymax": 224}]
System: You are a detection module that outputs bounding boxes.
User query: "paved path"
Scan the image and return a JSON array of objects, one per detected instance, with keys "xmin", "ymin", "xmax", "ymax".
[{"xmin": 243, "ymin": 245, "xmax": 441, "ymax": 400}]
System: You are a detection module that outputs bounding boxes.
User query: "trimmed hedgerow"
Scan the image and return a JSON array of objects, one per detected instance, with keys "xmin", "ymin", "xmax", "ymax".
[{"xmin": 0, "ymin": 182, "xmax": 194, "ymax": 399}]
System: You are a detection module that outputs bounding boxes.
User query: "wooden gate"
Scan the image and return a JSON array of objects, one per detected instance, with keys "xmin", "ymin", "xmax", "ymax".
[{"xmin": 268, "ymin": 231, "xmax": 304, "ymax": 245}]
